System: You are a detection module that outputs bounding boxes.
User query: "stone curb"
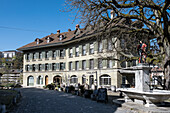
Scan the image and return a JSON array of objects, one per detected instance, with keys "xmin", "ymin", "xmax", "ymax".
[{"xmin": 113, "ymin": 99, "xmax": 170, "ymax": 113}]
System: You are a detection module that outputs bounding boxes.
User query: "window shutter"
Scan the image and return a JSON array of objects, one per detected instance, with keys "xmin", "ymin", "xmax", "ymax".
[
  {"xmin": 73, "ymin": 61, "xmax": 75, "ymax": 70},
  {"xmin": 94, "ymin": 59, "xmax": 98, "ymax": 68},
  {"xmin": 56, "ymin": 63, "xmax": 59, "ymax": 70},
  {"xmin": 29, "ymin": 65, "xmax": 32, "ymax": 71},
  {"xmin": 49, "ymin": 51, "xmax": 52, "ymax": 57},
  {"xmin": 30, "ymin": 53, "xmax": 33, "ymax": 60},
  {"xmin": 86, "ymin": 60, "xmax": 89, "ymax": 69},
  {"xmin": 103, "ymin": 39, "xmax": 107, "ymax": 49},
  {"xmin": 94, "ymin": 42, "xmax": 98, "ymax": 51},
  {"xmin": 79, "ymin": 45, "xmax": 82, "ymax": 54},
  {"xmin": 49, "ymin": 63, "xmax": 52, "ymax": 70},
  {"xmin": 42, "ymin": 64, "xmax": 45, "ymax": 70},
  {"xmin": 56, "ymin": 50, "xmax": 59, "ymax": 57},
  {"xmin": 86, "ymin": 43, "xmax": 89, "ymax": 53},
  {"xmin": 63, "ymin": 63, "xmax": 66, "ymax": 69},
  {"xmin": 79, "ymin": 60, "xmax": 82, "ymax": 69},
  {"xmin": 63, "ymin": 49, "xmax": 66, "ymax": 56},
  {"xmin": 25, "ymin": 65, "xmax": 27, "ymax": 71},
  {"xmin": 68, "ymin": 48, "xmax": 70, "ymax": 56},
  {"xmin": 36, "ymin": 52, "xmax": 39, "ymax": 59},
  {"xmin": 73, "ymin": 47, "xmax": 75, "ymax": 55},
  {"xmin": 42, "ymin": 52, "xmax": 45, "ymax": 58},
  {"xmin": 25, "ymin": 54, "xmax": 27, "ymax": 60}
]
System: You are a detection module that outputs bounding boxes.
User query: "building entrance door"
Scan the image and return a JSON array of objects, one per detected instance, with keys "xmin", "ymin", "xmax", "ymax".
[
  {"xmin": 53, "ymin": 75, "xmax": 62, "ymax": 85},
  {"xmin": 45, "ymin": 76, "xmax": 48, "ymax": 85}
]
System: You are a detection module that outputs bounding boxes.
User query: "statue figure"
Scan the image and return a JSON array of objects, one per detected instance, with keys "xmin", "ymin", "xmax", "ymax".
[{"xmin": 137, "ymin": 41, "xmax": 147, "ymax": 63}]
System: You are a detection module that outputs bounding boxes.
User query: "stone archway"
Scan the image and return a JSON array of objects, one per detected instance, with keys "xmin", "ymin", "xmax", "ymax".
[
  {"xmin": 53, "ymin": 75, "xmax": 62, "ymax": 85},
  {"xmin": 27, "ymin": 76, "xmax": 34, "ymax": 86}
]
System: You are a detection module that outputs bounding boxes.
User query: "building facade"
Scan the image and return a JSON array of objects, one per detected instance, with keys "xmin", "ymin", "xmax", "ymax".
[{"xmin": 18, "ymin": 24, "xmax": 138, "ymax": 88}]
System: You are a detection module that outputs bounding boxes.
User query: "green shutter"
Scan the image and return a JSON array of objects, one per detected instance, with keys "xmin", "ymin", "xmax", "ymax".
[
  {"xmin": 42, "ymin": 64, "xmax": 45, "ymax": 70},
  {"xmin": 25, "ymin": 54, "xmax": 27, "ymax": 60},
  {"xmin": 79, "ymin": 60, "xmax": 82, "ymax": 69},
  {"xmin": 79, "ymin": 45, "xmax": 82, "ymax": 54},
  {"xmin": 63, "ymin": 63, "xmax": 66, "ymax": 69},
  {"xmin": 56, "ymin": 50, "xmax": 59, "ymax": 57},
  {"xmin": 63, "ymin": 49, "xmax": 66, "ymax": 56},
  {"xmin": 94, "ymin": 59, "xmax": 98, "ymax": 68},
  {"xmin": 86, "ymin": 60, "xmax": 89, "ymax": 68},
  {"xmin": 29, "ymin": 65, "xmax": 32, "ymax": 71},
  {"xmin": 68, "ymin": 48, "xmax": 70, "ymax": 56},
  {"xmin": 42, "ymin": 52, "xmax": 45, "ymax": 58},
  {"xmin": 113, "ymin": 60, "xmax": 115, "ymax": 66},
  {"xmin": 49, "ymin": 51, "xmax": 52, "ymax": 57},
  {"xmin": 103, "ymin": 59, "xmax": 107, "ymax": 67},
  {"xmin": 36, "ymin": 52, "xmax": 39, "ymax": 59},
  {"xmin": 56, "ymin": 63, "xmax": 59, "ymax": 69},
  {"xmin": 73, "ymin": 61, "xmax": 75, "ymax": 69},
  {"xmin": 103, "ymin": 39, "xmax": 107, "ymax": 49},
  {"xmin": 86, "ymin": 43, "xmax": 89, "ymax": 53},
  {"xmin": 25, "ymin": 65, "xmax": 27, "ymax": 71},
  {"xmin": 73, "ymin": 47, "xmax": 75, "ymax": 55},
  {"xmin": 94, "ymin": 42, "xmax": 98, "ymax": 51},
  {"xmin": 49, "ymin": 63, "xmax": 52, "ymax": 70},
  {"xmin": 30, "ymin": 53, "xmax": 33, "ymax": 60}
]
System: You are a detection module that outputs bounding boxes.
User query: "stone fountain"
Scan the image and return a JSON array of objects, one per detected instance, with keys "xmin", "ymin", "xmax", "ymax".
[{"xmin": 118, "ymin": 64, "xmax": 170, "ymax": 107}]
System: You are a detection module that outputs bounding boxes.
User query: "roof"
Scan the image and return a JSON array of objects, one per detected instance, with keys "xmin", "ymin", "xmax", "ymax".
[{"xmin": 17, "ymin": 30, "xmax": 78, "ymax": 51}]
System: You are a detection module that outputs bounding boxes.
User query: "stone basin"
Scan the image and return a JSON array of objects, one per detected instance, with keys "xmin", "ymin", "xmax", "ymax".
[{"xmin": 118, "ymin": 88, "xmax": 170, "ymax": 107}]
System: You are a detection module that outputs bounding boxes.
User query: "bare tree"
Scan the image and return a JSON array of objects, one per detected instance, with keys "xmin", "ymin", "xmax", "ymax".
[{"xmin": 64, "ymin": 0, "xmax": 170, "ymax": 89}]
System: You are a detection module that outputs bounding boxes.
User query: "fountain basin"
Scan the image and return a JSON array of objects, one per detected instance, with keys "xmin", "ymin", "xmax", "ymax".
[{"xmin": 118, "ymin": 88, "xmax": 170, "ymax": 107}]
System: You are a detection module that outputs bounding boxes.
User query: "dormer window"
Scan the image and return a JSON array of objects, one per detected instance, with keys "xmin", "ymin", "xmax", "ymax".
[
  {"xmin": 59, "ymin": 35, "xmax": 63, "ymax": 41},
  {"xmin": 46, "ymin": 37, "xmax": 53, "ymax": 43},
  {"xmin": 35, "ymin": 38, "xmax": 43, "ymax": 45},
  {"xmin": 47, "ymin": 37, "xmax": 50, "ymax": 43}
]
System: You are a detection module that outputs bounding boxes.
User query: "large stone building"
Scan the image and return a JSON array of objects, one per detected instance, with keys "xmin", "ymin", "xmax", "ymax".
[{"xmin": 18, "ymin": 23, "xmax": 139, "ymax": 88}]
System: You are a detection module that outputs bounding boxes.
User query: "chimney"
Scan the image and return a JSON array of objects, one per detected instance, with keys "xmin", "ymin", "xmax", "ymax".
[
  {"xmin": 76, "ymin": 24, "xmax": 80, "ymax": 29},
  {"xmin": 110, "ymin": 10, "xmax": 115, "ymax": 19},
  {"xmin": 57, "ymin": 30, "xmax": 60, "ymax": 34},
  {"xmin": 68, "ymin": 29, "xmax": 71, "ymax": 32}
]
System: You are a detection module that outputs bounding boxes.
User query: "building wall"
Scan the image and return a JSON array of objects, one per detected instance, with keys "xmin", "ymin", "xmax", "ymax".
[{"xmin": 23, "ymin": 38, "xmax": 121, "ymax": 88}]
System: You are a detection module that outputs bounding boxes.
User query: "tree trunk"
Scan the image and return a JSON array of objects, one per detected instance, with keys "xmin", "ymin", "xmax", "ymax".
[{"xmin": 164, "ymin": 43, "xmax": 170, "ymax": 90}]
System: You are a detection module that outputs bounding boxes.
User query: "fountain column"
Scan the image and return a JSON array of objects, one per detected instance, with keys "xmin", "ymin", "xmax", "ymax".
[{"xmin": 134, "ymin": 64, "xmax": 151, "ymax": 92}]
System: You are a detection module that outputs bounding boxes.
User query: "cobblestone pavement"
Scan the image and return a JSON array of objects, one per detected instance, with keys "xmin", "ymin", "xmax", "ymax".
[{"xmin": 11, "ymin": 88, "xmax": 133, "ymax": 113}]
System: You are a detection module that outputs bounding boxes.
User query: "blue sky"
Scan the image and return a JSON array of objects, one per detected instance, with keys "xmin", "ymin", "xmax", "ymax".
[{"xmin": 0, "ymin": 0, "xmax": 80, "ymax": 51}]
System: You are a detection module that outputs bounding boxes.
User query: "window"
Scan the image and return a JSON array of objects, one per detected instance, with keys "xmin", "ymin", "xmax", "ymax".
[
  {"xmin": 33, "ymin": 53, "xmax": 36, "ymax": 60},
  {"xmin": 39, "ymin": 64, "xmax": 42, "ymax": 71},
  {"xmin": 82, "ymin": 44, "xmax": 86, "ymax": 56},
  {"xmin": 47, "ymin": 37, "xmax": 50, "ymax": 43},
  {"xmin": 26, "ymin": 65, "xmax": 29, "ymax": 71},
  {"xmin": 60, "ymin": 49, "xmax": 65, "ymax": 58},
  {"xmin": 45, "ymin": 63, "xmax": 49, "ymax": 71},
  {"xmin": 75, "ymin": 46, "xmax": 79, "ymax": 57},
  {"xmin": 69, "ymin": 48, "xmax": 73, "ymax": 58},
  {"xmin": 82, "ymin": 75, "xmax": 86, "ymax": 84},
  {"xmin": 98, "ymin": 59, "xmax": 103, "ymax": 69},
  {"xmin": 89, "ymin": 43, "xmax": 94, "ymax": 54},
  {"xmin": 82, "ymin": 60, "xmax": 86, "ymax": 70},
  {"xmin": 52, "ymin": 63, "xmax": 56, "ymax": 71},
  {"xmin": 70, "ymin": 75, "xmax": 78, "ymax": 84},
  {"xmin": 89, "ymin": 75, "xmax": 94, "ymax": 85},
  {"xmin": 98, "ymin": 41, "xmax": 103, "ymax": 52},
  {"xmin": 60, "ymin": 62, "xmax": 65, "ymax": 70},
  {"xmin": 32, "ymin": 64, "xmax": 36, "ymax": 71},
  {"xmin": 37, "ymin": 75, "xmax": 43, "ymax": 85},
  {"xmin": 100, "ymin": 75, "xmax": 111, "ymax": 85},
  {"xmin": 69, "ymin": 62, "xmax": 73, "ymax": 70},
  {"xmin": 39, "ymin": 52, "xmax": 42, "ymax": 59},
  {"xmin": 89, "ymin": 59, "xmax": 94, "ymax": 69},
  {"xmin": 27, "ymin": 53, "xmax": 30, "ymax": 60},
  {"xmin": 45, "ymin": 51, "xmax": 49, "ymax": 59},
  {"xmin": 52, "ymin": 51, "xmax": 56, "ymax": 59},
  {"xmin": 107, "ymin": 39, "xmax": 112, "ymax": 50},
  {"xmin": 75, "ymin": 61, "xmax": 79, "ymax": 70},
  {"xmin": 107, "ymin": 60, "xmax": 113, "ymax": 68}
]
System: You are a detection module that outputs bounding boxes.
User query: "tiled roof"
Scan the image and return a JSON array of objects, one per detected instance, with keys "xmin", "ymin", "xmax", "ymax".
[{"xmin": 17, "ymin": 30, "xmax": 79, "ymax": 51}]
